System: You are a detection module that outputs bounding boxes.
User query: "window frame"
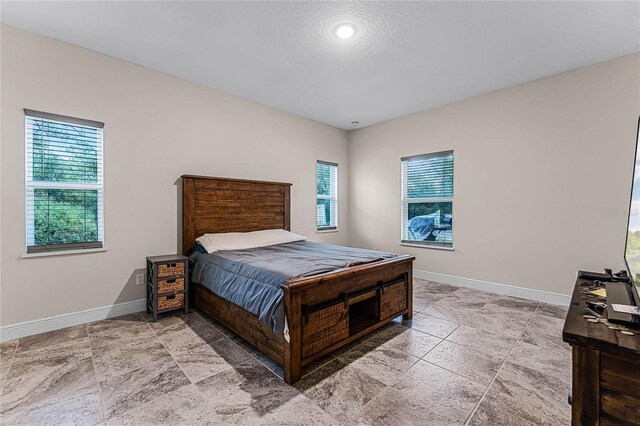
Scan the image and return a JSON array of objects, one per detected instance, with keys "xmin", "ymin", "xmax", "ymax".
[
  {"xmin": 401, "ymin": 150, "xmax": 454, "ymax": 249},
  {"xmin": 316, "ymin": 160, "xmax": 339, "ymax": 232},
  {"xmin": 24, "ymin": 109, "xmax": 105, "ymax": 254}
]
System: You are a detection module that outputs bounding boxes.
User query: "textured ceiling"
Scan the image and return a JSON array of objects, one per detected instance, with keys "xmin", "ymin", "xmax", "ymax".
[{"xmin": 1, "ymin": 1, "xmax": 639, "ymax": 130}]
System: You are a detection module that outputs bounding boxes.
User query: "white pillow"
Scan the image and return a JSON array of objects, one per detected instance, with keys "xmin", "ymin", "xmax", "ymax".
[{"xmin": 196, "ymin": 229, "xmax": 307, "ymax": 253}]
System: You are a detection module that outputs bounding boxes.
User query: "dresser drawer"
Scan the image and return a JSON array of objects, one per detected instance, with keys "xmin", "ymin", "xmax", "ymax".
[
  {"xmin": 600, "ymin": 352, "xmax": 640, "ymax": 425},
  {"xmin": 158, "ymin": 277, "xmax": 185, "ymax": 294}
]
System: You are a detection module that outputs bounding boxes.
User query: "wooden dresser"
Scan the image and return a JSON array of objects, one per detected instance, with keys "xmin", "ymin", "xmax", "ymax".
[{"xmin": 563, "ymin": 272, "xmax": 640, "ymax": 425}]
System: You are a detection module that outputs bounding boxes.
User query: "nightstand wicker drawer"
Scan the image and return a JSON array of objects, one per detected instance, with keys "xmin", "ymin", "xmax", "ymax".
[
  {"xmin": 157, "ymin": 262, "xmax": 185, "ymax": 278},
  {"xmin": 158, "ymin": 293, "xmax": 185, "ymax": 311},
  {"xmin": 158, "ymin": 277, "xmax": 185, "ymax": 294}
]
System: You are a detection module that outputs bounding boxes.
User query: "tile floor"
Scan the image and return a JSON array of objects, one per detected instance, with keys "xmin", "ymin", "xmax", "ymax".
[{"xmin": 0, "ymin": 279, "xmax": 571, "ymax": 425}]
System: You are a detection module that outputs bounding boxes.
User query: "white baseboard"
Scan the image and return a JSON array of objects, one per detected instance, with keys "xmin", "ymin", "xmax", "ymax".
[
  {"xmin": 0, "ymin": 270, "xmax": 569, "ymax": 343},
  {"xmin": 414, "ymin": 269, "xmax": 571, "ymax": 306},
  {"xmin": 0, "ymin": 299, "xmax": 146, "ymax": 343}
]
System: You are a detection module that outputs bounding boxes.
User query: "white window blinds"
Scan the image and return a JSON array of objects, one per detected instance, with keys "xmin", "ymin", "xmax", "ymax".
[
  {"xmin": 401, "ymin": 151, "xmax": 454, "ymax": 247},
  {"xmin": 317, "ymin": 161, "xmax": 338, "ymax": 230},
  {"xmin": 25, "ymin": 109, "xmax": 104, "ymax": 253}
]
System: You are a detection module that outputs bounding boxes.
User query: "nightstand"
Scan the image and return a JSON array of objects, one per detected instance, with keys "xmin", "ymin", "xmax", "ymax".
[{"xmin": 146, "ymin": 254, "xmax": 189, "ymax": 321}]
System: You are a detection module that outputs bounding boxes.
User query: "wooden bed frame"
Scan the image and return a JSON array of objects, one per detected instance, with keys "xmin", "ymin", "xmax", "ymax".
[{"xmin": 181, "ymin": 174, "xmax": 414, "ymax": 384}]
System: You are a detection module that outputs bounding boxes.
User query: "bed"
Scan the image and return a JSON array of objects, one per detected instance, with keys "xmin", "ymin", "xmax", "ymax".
[{"xmin": 181, "ymin": 174, "xmax": 414, "ymax": 384}]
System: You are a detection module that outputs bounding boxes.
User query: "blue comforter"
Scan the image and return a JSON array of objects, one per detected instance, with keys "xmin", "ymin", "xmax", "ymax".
[{"xmin": 191, "ymin": 241, "xmax": 395, "ymax": 335}]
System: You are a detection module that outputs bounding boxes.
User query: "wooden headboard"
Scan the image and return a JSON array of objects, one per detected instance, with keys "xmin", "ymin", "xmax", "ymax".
[{"xmin": 181, "ymin": 175, "xmax": 292, "ymax": 254}]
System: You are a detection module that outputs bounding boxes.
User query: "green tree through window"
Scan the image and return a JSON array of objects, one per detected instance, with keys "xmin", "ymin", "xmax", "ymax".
[
  {"xmin": 317, "ymin": 161, "xmax": 338, "ymax": 230},
  {"xmin": 26, "ymin": 111, "xmax": 104, "ymax": 253}
]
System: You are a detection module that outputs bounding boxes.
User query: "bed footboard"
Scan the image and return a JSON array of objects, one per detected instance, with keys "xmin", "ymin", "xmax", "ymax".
[{"xmin": 282, "ymin": 254, "xmax": 414, "ymax": 384}]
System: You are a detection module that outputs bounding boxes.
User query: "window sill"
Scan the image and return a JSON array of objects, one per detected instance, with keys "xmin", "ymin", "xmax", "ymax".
[
  {"xmin": 21, "ymin": 247, "xmax": 108, "ymax": 259},
  {"xmin": 317, "ymin": 229, "xmax": 339, "ymax": 234},
  {"xmin": 400, "ymin": 243, "xmax": 454, "ymax": 251}
]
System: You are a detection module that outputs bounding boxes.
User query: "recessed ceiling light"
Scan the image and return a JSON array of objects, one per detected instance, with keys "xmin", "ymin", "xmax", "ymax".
[
  {"xmin": 334, "ymin": 23, "xmax": 356, "ymax": 40},
  {"xmin": 351, "ymin": 121, "xmax": 360, "ymax": 127}
]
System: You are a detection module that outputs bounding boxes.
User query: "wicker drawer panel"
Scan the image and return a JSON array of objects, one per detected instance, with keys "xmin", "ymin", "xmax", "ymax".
[
  {"xmin": 157, "ymin": 262, "xmax": 185, "ymax": 278},
  {"xmin": 158, "ymin": 293, "xmax": 185, "ymax": 311},
  {"xmin": 379, "ymin": 280, "xmax": 407, "ymax": 320},
  {"xmin": 303, "ymin": 303, "xmax": 349, "ymax": 358},
  {"xmin": 158, "ymin": 277, "xmax": 185, "ymax": 294}
]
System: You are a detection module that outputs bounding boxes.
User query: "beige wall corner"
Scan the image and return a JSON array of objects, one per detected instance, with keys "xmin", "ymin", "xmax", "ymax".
[
  {"xmin": 348, "ymin": 53, "xmax": 640, "ymax": 297},
  {"xmin": 0, "ymin": 24, "xmax": 349, "ymax": 326}
]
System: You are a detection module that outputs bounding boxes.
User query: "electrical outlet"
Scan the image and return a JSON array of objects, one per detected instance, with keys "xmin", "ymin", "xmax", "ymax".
[{"xmin": 136, "ymin": 273, "xmax": 145, "ymax": 285}]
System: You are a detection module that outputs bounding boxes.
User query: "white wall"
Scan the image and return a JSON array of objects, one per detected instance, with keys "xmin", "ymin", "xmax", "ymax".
[
  {"xmin": 0, "ymin": 25, "xmax": 349, "ymax": 326},
  {"xmin": 348, "ymin": 54, "xmax": 640, "ymax": 297},
  {"xmin": 2, "ymin": 23, "xmax": 639, "ymax": 328}
]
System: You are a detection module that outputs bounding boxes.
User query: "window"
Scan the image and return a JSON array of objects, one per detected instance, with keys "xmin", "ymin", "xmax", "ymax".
[
  {"xmin": 401, "ymin": 151, "xmax": 453, "ymax": 248},
  {"xmin": 316, "ymin": 160, "xmax": 338, "ymax": 231},
  {"xmin": 25, "ymin": 110, "xmax": 104, "ymax": 253}
]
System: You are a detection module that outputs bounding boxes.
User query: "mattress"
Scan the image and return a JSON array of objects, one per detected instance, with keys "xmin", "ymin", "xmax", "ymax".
[{"xmin": 190, "ymin": 240, "xmax": 395, "ymax": 335}]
